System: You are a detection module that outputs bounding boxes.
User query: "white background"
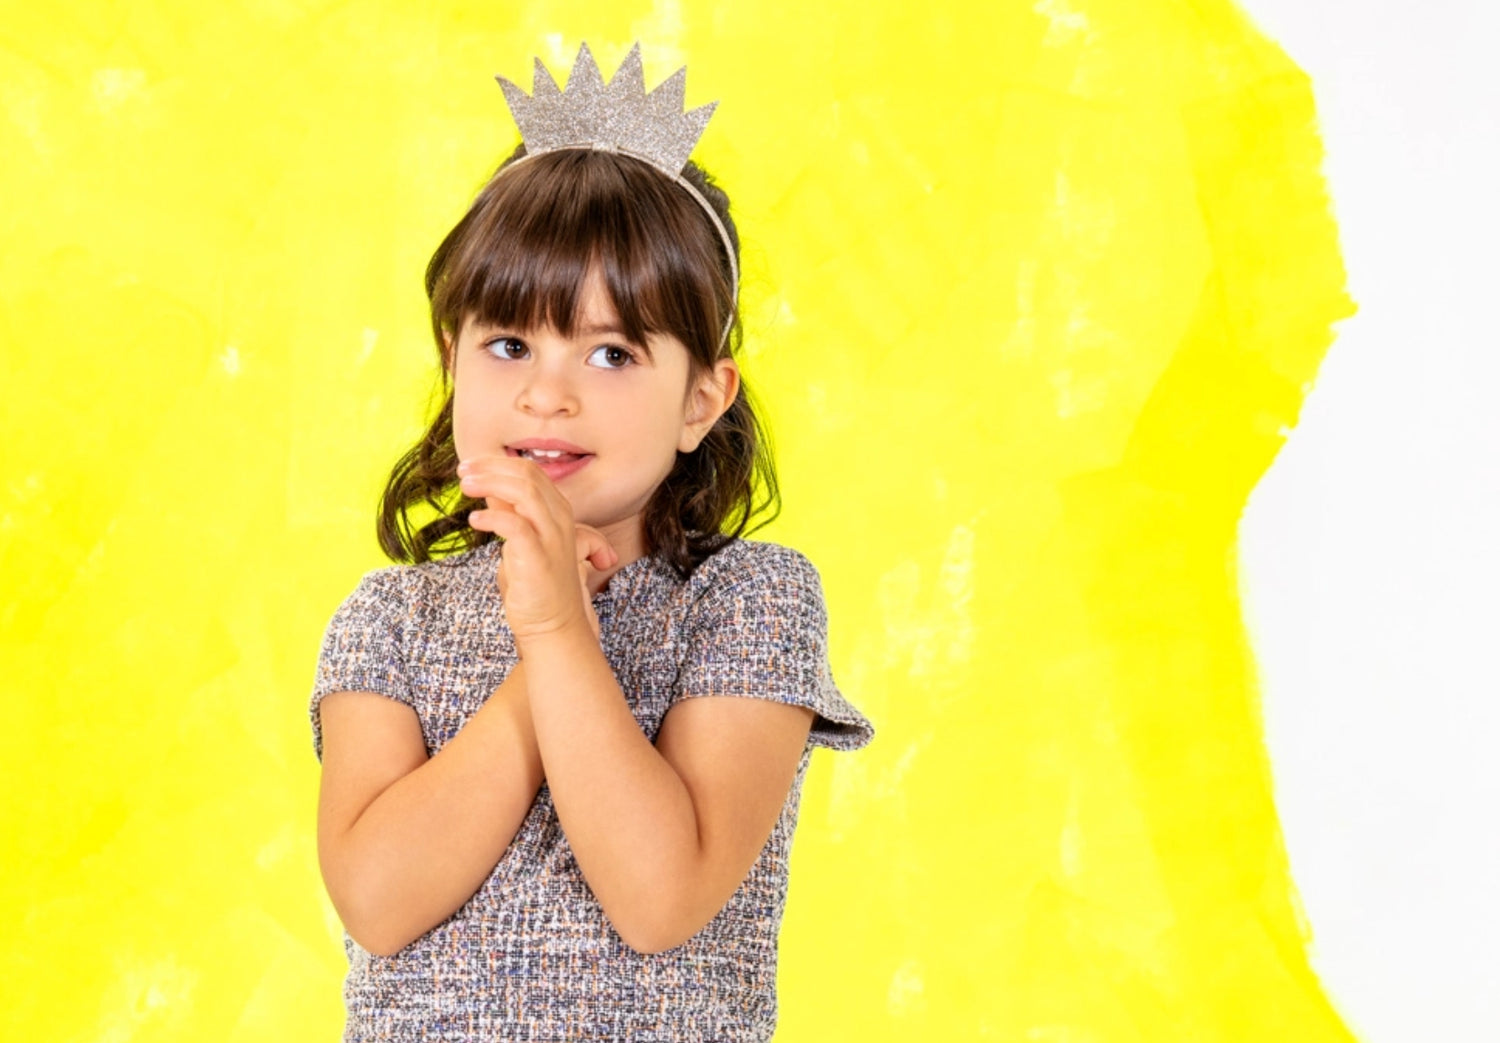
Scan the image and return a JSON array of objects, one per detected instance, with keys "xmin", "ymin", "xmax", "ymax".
[{"xmin": 1238, "ymin": 1, "xmax": 1499, "ymax": 1039}]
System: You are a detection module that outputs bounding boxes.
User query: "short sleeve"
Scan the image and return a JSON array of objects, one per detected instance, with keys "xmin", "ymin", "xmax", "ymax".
[
  {"xmin": 308, "ymin": 568, "xmax": 416, "ymax": 761},
  {"xmin": 676, "ymin": 545, "xmax": 875, "ymax": 752}
]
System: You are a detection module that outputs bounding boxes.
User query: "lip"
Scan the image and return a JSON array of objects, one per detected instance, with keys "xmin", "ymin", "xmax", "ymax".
[
  {"xmin": 506, "ymin": 438, "xmax": 594, "ymax": 482},
  {"xmin": 506, "ymin": 438, "xmax": 590, "ymax": 454}
]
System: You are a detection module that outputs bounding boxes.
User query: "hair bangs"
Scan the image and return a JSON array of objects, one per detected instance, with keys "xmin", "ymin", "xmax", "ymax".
[{"xmin": 429, "ymin": 149, "xmax": 724, "ymax": 354}]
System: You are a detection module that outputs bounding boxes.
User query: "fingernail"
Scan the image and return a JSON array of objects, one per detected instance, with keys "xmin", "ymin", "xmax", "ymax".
[{"xmin": 457, "ymin": 460, "xmax": 472, "ymax": 476}]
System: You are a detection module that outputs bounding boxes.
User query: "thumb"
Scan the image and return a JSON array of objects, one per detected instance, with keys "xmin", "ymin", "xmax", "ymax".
[{"xmin": 574, "ymin": 525, "xmax": 619, "ymax": 571}]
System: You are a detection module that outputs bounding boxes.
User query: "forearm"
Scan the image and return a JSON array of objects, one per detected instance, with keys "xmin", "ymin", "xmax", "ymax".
[
  {"xmin": 324, "ymin": 664, "xmax": 545, "ymax": 956},
  {"xmin": 520, "ymin": 624, "xmax": 701, "ymax": 953}
]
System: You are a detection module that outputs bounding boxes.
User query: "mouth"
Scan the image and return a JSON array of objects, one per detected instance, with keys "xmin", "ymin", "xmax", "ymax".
[
  {"xmin": 513, "ymin": 447, "xmax": 588, "ymax": 459},
  {"xmin": 507, "ymin": 447, "xmax": 592, "ymax": 463},
  {"xmin": 506, "ymin": 441, "xmax": 594, "ymax": 478}
]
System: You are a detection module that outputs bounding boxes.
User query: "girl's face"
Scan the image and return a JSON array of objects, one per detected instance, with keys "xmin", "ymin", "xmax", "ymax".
[{"xmin": 447, "ymin": 267, "xmax": 738, "ymax": 563}]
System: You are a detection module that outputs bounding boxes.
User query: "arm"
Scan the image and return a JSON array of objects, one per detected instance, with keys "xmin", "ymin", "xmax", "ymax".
[
  {"xmin": 315, "ymin": 661, "xmax": 544, "ymax": 957},
  {"xmin": 455, "ymin": 456, "xmax": 818, "ymax": 954},
  {"xmin": 521, "ymin": 625, "xmax": 815, "ymax": 954}
]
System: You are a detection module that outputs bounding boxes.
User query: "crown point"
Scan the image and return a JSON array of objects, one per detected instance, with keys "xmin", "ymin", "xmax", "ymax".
[
  {"xmin": 568, "ymin": 42, "xmax": 606, "ymax": 92},
  {"xmin": 647, "ymin": 65, "xmax": 687, "ymax": 113},
  {"xmin": 664, "ymin": 101, "xmax": 717, "ymax": 171},
  {"xmin": 615, "ymin": 42, "xmax": 646, "ymax": 95},
  {"xmin": 531, "ymin": 57, "xmax": 561, "ymax": 98},
  {"xmin": 496, "ymin": 75, "xmax": 530, "ymax": 116}
]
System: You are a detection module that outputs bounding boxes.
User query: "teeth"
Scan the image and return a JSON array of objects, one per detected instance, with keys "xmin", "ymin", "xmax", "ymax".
[{"xmin": 521, "ymin": 449, "xmax": 569, "ymax": 459}]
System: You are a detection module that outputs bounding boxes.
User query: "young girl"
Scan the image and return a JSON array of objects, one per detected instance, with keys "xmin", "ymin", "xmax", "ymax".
[{"xmin": 308, "ymin": 43, "xmax": 875, "ymax": 1041}]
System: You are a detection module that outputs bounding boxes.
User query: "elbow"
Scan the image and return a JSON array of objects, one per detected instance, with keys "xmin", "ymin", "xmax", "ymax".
[
  {"xmin": 334, "ymin": 887, "xmax": 423, "ymax": 958},
  {"xmin": 618, "ymin": 924, "xmax": 688, "ymax": 957},
  {"xmin": 600, "ymin": 849, "xmax": 731, "ymax": 955},
  {"xmin": 610, "ymin": 893, "xmax": 714, "ymax": 956},
  {"xmin": 350, "ymin": 924, "xmax": 415, "ymax": 959},
  {"xmin": 345, "ymin": 912, "xmax": 423, "ymax": 960},
  {"xmin": 321, "ymin": 856, "xmax": 424, "ymax": 958}
]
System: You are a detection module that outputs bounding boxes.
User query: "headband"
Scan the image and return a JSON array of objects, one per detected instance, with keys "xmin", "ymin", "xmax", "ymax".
[{"xmin": 495, "ymin": 43, "xmax": 739, "ymax": 346}]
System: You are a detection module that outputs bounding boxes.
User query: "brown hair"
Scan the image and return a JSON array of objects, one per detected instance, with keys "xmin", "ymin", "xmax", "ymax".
[{"xmin": 376, "ymin": 146, "xmax": 780, "ymax": 579}]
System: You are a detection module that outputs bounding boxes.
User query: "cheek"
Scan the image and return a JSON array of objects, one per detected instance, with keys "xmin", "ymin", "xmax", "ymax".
[
  {"xmin": 450, "ymin": 379, "xmax": 488, "ymax": 462},
  {"xmin": 638, "ymin": 392, "xmax": 694, "ymax": 455}
]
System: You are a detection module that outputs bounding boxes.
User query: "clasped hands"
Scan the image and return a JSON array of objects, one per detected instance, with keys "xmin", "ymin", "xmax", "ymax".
[{"xmin": 458, "ymin": 456, "xmax": 619, "ymax": 643}]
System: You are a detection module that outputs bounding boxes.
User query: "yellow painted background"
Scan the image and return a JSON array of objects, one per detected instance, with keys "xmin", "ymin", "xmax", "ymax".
[{"xmin": 0, "ymin": 1, "xmax": 1357, "ymax": 1039}]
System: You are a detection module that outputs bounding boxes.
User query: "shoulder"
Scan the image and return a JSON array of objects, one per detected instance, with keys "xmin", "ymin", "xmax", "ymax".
[
  {"xmin": 360, "ymin": 540, "xmax": 500, "ymax": 594},
  {"xmin": 681, "ymin": 538, "xmax": 829, "ymax": 631},
  {"xmin": 328, "ymin": 541, "xmax": 500, "ymax": 627},
  {"xmin": 672, "ymin": 539, "xmax": 876, "ymax": 752},
  {"xmin": 687, "ymin": 538, "xmax": 826, "ymax": 597}
]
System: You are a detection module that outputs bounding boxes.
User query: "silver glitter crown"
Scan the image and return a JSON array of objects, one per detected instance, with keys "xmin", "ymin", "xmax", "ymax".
[{"xmin": 496, "ymin": 43, "xmax": 717, "ymax": 177}]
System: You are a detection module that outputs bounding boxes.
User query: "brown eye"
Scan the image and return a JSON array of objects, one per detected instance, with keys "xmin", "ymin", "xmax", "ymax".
[
  {"xmin": 586, "ymin": 344, "xmax": 634, "ymax": 369},
  {"xmin": 485, "ymin": 336, "xmax": 527, "ymax": 360}
]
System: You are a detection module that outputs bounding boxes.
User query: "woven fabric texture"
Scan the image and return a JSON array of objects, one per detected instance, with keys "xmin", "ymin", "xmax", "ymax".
[{"xmin": 310, "ymin": 537, "xmax": 874, "ymax": 1041}]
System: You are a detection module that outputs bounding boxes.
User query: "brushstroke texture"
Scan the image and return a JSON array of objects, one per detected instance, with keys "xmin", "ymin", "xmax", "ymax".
[{"xmin": 0, "ymin": 0, "xmax": 1355, "ymax": 1038}]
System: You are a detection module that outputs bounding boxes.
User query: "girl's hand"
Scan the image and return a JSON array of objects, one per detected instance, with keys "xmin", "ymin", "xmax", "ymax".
[
  {"xmin": 458, "ymin": 456, "xmax": 618, "ymax": 645},
  {"xmin": 495, "ymin": 523, "xmax": 612, "ymax": 642}
]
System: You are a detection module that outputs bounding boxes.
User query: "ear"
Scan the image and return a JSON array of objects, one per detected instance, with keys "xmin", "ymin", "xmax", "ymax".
[
  {"xmin": 679, "ymin": 357, "xmax": 740, "ymax": 453},
  {"xmin": 441, "ymin": 327, "xmax": 455, "ymax": 378}
]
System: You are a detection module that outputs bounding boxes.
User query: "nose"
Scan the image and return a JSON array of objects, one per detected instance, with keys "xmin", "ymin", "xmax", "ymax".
[{"xmin": 515, "ymin": 360, "xmax": 580, "ymax": 417}]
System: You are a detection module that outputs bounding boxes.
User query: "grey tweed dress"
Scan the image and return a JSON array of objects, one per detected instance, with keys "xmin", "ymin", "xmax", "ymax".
[{"xmin": 309, "ymin": 537, "xmax": 875, "ymax": 1042}]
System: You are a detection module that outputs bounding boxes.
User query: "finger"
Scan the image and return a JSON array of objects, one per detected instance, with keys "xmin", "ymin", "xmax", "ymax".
[
  {"xmin": 467, "ymin": 504, "xmax": 541, "ymax": 554},
  {"xmin": 573, "ymin": 525, "xmax": 619, "ymax": 571},
  {"xmin": 460, "ymin": 455, "xmax": 574, "ymax": 518},
  {"xmin": 459, "ymin": 453, "xmax": 567, "ymax": 492},
  {"xmin": 458, "ymin": 468, "xmax": 540, "ymax": 505},
  {"xmin": 508, "ymin": 457, "xmax": 577, "ymax": 530},
  {"xmin": 459, "ymin": 469, "xmax": 569, "ymax": 542},
  {"xmin": 457, "ymin": 453, "xmax": 532, "ymax": 477}
]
